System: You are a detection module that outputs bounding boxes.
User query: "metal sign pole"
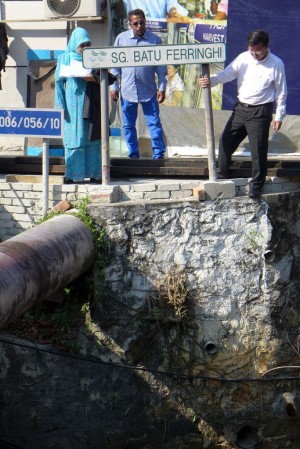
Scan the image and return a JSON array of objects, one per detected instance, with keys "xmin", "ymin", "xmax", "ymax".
[
  {"xmin": 100, "ymin": 69, "xmax": 110, "ymax": 185},
  {"xmin": 201, "ymin": 63, "xmax": 217, "ymax": 182},
  {"xmin": 0, "ymin": 108, "xmax": 62, "ymax": 217},
  {"xmin": 42, "ymin": 138, "xmax": 49, "ymax": 216}
]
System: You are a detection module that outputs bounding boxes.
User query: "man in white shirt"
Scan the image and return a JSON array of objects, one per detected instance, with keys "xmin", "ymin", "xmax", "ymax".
[{"xmin": 199, "ymin": 30, "xmax": 287, "ymax": 198}]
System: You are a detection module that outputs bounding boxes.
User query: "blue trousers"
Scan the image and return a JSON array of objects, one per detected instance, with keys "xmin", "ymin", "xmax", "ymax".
[
  {"xmin": 65, "ymin": 140, "xmax": 101, "ymax": 181},
  {"xmin": 121, "ymin": 95, "xmax": 166, "ymax": 159}
]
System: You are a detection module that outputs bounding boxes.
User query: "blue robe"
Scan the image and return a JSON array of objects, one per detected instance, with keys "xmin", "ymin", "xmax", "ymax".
[{"xmin": 55, "ymin": 27, "xmax": 101, "ymax": 181}]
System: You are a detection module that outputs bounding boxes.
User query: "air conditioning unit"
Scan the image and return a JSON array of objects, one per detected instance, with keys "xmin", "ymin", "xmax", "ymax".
[{"xmin": 44, "ymin": 0, "xmax": 100, "ymax": 18}]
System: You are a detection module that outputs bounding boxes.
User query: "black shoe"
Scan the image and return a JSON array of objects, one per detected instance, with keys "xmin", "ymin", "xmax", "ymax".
[
  {"xmin": 64, "ymin": 178, "xmax": 73, "ymax": 184},
  {"xmin": 90, "ymin": 178, "xmax": 102, "ymax": 183},
  {"xmin": 249, "ymin": 187, "xmax": 262, "ymax": 198}
]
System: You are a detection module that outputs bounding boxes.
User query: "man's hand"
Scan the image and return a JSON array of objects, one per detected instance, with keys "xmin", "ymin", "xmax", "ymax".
[
  {"xmin": 110, "ymin": 90, "xmax": 120, "ymax": 102},
  {"xmin": 198, "ymin": 75, "xmax": 210, "ymax": 88},
  {"xmin": 157, "ymin": 91, "xmax": 165, "ymax": 103},
  {"xmin": 273, "ymin": 120, "xmax": 282, "ymax": 132}
]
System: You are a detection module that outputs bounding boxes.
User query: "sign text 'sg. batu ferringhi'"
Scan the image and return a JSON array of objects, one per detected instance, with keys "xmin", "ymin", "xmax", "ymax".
[{"xmin": 83, "ymin": 43, "xmax": 226, "ymax": 69}]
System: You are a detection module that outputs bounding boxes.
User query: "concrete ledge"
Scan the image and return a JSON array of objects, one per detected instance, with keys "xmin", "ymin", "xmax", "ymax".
[
  {"xmin": 89, "ymin": 186, "xmax": 120, "ymax": 204},
  {"xmin": 199, "ymin": 180, "xmax": 236, "ymax": 200},
  {"xmin": 6, "ymin": 175, "xmax": 64, "ymax": 184}
]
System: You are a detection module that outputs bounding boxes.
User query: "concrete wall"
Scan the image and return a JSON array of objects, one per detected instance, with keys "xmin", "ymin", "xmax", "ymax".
[
  {"xmin": 2, "ymin": 175, "xmax": 300, "ymax": 241},
  {"xmin": 1, "ymin": 189, "xmax": 300, "ymax": 448}
]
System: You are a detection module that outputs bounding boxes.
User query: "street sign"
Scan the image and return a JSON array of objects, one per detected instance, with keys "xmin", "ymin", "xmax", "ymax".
[
  {"xmin": 0, "ymin": 108, "xmax": 63, "ymax": 138},
  {"xmin": 83, "ymin": 43, "xmax": 226, "ymax": 69}
]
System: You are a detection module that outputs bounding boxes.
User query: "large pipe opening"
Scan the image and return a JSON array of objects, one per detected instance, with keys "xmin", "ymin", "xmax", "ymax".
[
  {"xmin": 235, "ymin": 426, "xmax": 259, "ymax": 449},
  {"xmin": 285, "ymin": 402, "xmax": 298, "ymax": 419}
]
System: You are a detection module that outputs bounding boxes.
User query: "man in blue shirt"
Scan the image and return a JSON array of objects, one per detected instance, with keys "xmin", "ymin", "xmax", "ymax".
[
  {"xmin": 122, "ymin": 0, "xmax": 188, "ymax": 20},
  {"xmin": 110, "ymin": 9, "xmax": 167, "ymax": 159}
]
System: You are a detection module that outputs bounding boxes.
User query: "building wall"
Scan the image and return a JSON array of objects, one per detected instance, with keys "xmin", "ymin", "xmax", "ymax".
[{"xmin": 0, "ymin": 0, "xmax": 109, "ymax": 150}]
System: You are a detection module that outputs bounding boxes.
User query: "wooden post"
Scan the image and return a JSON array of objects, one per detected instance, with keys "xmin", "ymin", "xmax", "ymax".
[{"xmin": 201, "ymin": 63, "xmax": 217, "ymax": 182}]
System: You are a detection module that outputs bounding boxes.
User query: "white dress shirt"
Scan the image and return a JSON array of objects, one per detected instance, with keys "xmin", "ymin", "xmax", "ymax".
[{"xmin": 210, "ymin": 50, "xmax": 287, "ymax": 122}]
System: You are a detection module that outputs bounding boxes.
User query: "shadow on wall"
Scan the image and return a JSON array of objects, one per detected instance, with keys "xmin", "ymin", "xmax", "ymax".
[
  {"xmin": 134, "ymin": 106, "xmax": 300, "ymax": 154},
  {"xmin": 6, "ymin": 27, "xmax": 65, "ymax": 106},
  {"xmin": 0, "ymin": 204, "xmax": 34, "ymax": 242},
  {"xmin": 2, "ymin": 196, "xmax": 300, "ymax": 447},
  {"xmin": 268, "ymin": 115, "xmax": 300, "ymax": 153},
  {"xmin": 85, "ymin": 199, "xmax": 300, "ymax": 448}
]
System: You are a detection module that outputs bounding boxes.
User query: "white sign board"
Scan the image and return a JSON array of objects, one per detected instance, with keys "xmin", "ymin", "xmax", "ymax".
[{"xmin": 83, "ymin": 43, "xmax": 226, "ymax": 69}]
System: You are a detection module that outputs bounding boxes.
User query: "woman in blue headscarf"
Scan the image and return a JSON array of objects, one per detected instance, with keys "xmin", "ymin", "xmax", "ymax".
[{"xmin": 55, "ymin": 27, "xmax": 101, "ymax": 183}]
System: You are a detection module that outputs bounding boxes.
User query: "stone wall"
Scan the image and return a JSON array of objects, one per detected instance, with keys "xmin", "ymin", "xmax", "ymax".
[
  {"xmin": 1, "ymin": 174, "xmax": 300, "ymax": 241},
  {"xmin": 1, "ymin": 191, "xmax": 300, "ymax": 448}
]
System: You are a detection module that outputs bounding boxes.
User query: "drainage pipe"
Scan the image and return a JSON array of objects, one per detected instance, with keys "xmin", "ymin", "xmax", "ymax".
[{"xmin": 0, "ymin": 215, "xmax": 96, "ymax": 328}]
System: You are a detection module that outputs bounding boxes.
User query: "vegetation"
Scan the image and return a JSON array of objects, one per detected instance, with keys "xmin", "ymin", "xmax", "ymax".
[
  {"xmin": 245, "ymin": 230, "xmax": 264, "ymax": 255},
  {"xmin": 143, "ymin": 269, "xmax": 188, "ymax": 324}
]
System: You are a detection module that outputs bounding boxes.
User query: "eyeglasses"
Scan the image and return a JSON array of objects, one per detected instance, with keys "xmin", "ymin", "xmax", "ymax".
[
  {"xmin": 131, "ymin": 20, "xmax": 145, "ymax": 27},
  {"xmin": 249, "ymin": 50, "xmax": 264, "ymax": 55}
]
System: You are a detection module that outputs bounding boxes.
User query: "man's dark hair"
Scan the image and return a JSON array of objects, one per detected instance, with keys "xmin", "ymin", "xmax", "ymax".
[
  {"xmin": 248, "ymin": 30, "xmax": 269, "ymax": 46},
  {"xmin": 128, "ymin": 9, "xmax": 146, "ymax": 20}
]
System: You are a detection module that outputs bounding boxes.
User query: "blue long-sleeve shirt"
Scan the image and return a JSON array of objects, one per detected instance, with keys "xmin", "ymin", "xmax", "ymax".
[{"xmin": 110, "ymin": 29, "xmax": 167, "ymax": 103}]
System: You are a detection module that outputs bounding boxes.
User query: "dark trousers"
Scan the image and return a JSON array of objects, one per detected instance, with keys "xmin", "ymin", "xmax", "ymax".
[{"xmin": 218, "ymin": 102, "xmax": 273, "ymax": 188}]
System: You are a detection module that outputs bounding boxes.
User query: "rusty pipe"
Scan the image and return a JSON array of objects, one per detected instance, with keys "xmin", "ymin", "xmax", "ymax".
[{"xmin": 0, "ymin": 215, "xmax": 96, "ymax": 328}]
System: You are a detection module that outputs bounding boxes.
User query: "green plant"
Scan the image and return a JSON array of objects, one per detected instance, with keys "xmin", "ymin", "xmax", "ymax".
[
  {"xmin": 4, "ymin": 294, "xmax": 88, "ymax": 352},
  {"xmin": 73, "ymin": 197, "xmax": 110, "ymax": 300},
  {"xmin": 245, "ymin": 230, "xmax": 264, "ymax": 254},
  {"xmin": 37, "ymin": 209, "xmax": 63, "ymax": 224},
  {"xmin": 75, "ymin": 197, "xmax": 108, "ymax": 258},
  {"xmin": 41, "ymin": 197, "xmax": 109, "ymax": 299},
  {"xmin": 37, "ymin": 197, "xmax": 109, "ymax": 333}
]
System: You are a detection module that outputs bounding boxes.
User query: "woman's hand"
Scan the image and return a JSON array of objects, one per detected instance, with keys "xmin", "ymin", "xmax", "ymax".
[
  {"xmin": 110, "ymin": 90, "xmax": 120, "ymax": 102},
  {"xmin": 81, "ymin": 74, "xmax": 96, "ymax": 83}
]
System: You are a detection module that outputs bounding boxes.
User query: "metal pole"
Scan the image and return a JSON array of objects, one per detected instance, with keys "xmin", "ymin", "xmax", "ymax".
[
  {"xmin": 201, "ymin": 64, "xmax": 217, "ymax": 182},
  {"xmin": 100, "ymin": 69, "xmax": 110, "ymax": 185},
  {"xmin": 42, "ymin": 138, "xmax": 49, "ymax": 216}
]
